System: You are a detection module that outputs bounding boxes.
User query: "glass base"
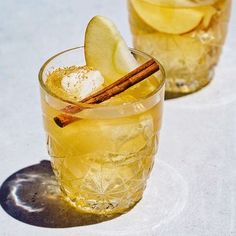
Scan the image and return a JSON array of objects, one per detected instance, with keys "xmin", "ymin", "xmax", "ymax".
[
  {"xmin": 165, "ymin": 69, "xmax": 214, "ymax": 99},
  {"xmin": 0, "ymin": 159, "xmax": 188, "ymax": 231},
  {"xmin": 61, "ymin": 185, "xmax": 144, "ymax": 215}
]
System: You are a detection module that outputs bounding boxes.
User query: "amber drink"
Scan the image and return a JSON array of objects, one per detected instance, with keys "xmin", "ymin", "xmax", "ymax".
[{"xmin": 39, "ymin": 47, "xmax": 165, "ymax": 214}]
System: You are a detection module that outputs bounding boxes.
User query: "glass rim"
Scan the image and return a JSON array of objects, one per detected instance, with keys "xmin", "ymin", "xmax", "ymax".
[
  {"xmin": 141, "ymin": 0, "xmax": 219, "ymax": 7},
  {"xmin": 38, "ymin": 46, "xmax": 165, "ymax": 109}
]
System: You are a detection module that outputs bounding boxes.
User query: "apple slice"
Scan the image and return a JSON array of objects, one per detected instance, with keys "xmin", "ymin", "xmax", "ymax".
[
  {"xmin": 130, "ymin": 0, "xmax": 204, "ymax": 34},
  {"xmin": 198, "ymin": 6, "xmax": 217, "ymax": 28},
  {"xmin": 85, "ymin": 16, "xmax": 138, "ymax": 84}
]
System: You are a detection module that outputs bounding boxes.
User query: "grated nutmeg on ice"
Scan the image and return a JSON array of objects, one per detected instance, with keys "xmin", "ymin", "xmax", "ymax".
[{"xmin": 61, "ymin": 66, "xmax": 104, "ymax": 100}]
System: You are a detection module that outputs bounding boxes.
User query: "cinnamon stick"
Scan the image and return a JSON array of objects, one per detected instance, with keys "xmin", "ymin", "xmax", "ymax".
[{"xmin": 54, "ymin": 59, "xmax": 159, "ymax": 127}]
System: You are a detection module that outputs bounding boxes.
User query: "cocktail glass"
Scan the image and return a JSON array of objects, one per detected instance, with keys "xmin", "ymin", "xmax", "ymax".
[{"xmin": 38, "ymin": 47, "xmax": 165, "ymax": 215}]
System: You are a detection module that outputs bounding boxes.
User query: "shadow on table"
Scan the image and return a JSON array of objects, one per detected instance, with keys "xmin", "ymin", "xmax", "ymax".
[{"xmin": 0, "ymin": 160, "xmax": 121, "ymax": 228}]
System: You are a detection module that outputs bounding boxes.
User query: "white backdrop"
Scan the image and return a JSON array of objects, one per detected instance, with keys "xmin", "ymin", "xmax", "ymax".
[{"xmin": 0, "ymin": 1, "xmax": 235, "ymax": 235}]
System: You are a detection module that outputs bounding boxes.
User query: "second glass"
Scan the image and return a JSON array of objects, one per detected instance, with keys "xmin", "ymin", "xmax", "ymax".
[{"xmin": 128, "ymin": 0, "xmax": 231, "ymax": 98}]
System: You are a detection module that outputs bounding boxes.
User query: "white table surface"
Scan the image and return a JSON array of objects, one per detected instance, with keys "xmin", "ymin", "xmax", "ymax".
[{"xmin": 0, "ymin": 1, "xmax": 235, "ymax": 235}]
